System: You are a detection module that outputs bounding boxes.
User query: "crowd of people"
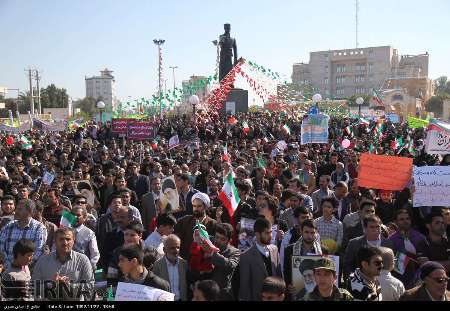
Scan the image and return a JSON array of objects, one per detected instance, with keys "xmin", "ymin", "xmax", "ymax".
[{"xmin": 0, "ymin": 109, "xmax": 449, "ymax": 302}]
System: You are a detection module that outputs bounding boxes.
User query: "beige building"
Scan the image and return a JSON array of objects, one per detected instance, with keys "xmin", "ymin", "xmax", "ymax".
[
  {"xmin": 85, "ymin": 68, "xmax": 117, "ymax": 111},
  {"xmin": 292, "ymin": 46, "xmax": 433, "ymax": 101},
  {"xmin": 443, "ymin": 100, "xmax": 450, "ymax": 121}
]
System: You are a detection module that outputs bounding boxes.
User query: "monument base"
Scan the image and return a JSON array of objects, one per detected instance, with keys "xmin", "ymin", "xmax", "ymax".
[{"xmin": 222, "ymin": 88, "xmax": 248, "ymax": 115}]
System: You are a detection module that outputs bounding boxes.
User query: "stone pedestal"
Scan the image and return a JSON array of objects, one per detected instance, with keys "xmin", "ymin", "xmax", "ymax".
[{"xmin": 222, "ymin": 88, "xmax": 248, "ymax": 115}]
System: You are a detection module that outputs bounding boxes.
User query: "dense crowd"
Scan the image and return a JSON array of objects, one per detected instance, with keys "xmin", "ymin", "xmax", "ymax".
[{"xmin": 0, "ymin": 109, "xmax": 449, "ymax": 302}]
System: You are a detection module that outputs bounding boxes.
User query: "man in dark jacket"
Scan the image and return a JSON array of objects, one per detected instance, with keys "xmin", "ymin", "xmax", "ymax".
[
  {"xmin": 126, "ymin": 161, "xmax": 150, "ymax": 201},
  {"xmin": 118, "ymin": 244, "xmax": 170, "ymax": 292},
  {"xmin": 200, "ymin": 223, "xmax": 240, "ymax": 300}
]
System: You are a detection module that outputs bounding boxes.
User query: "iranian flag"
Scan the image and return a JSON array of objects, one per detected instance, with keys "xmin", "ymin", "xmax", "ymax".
[
  {"xmin": 60, "ymin": 210, "xmax": 77, "ymax": 228},
  {"xmin": 391, "ymin": 137, "xmax": 404, "ymax": 150},
  {"xmin": 195, "ymin": 220, "xmax": 219, "ymax": 253},
  {"xmin": 19, "ymin": 135, "xmax": 32, "ymax": 151},
  {"xmin": 359, "ymin": 118, "xmax": 370, "ymax": 126},
  {"xmin": 219, "ymin": 173, "xmax": 240, "ymax": 218},
  {"xmin": 242, "ymin": 121, "xmax": 250, "ymax": 134},
  {"xmin": 282, "ymin": 124, "xmax": 291, "ymax": 135},
  {"xmin": 222, "ymin": 144, "xmax": 230, "ymax": 163},
  {"xmin": 372, "ymin": 89, "xmax": 383, "ymax": 106},
  {"xmin": 394, "ymin": 252, "xmax": 410, "ymax": 275}
]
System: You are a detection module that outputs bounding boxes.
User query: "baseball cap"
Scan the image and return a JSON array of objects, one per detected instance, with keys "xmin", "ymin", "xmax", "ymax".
[{"xmin": 314, "ymin": 257, "xmax": 336, "ymax": 273}]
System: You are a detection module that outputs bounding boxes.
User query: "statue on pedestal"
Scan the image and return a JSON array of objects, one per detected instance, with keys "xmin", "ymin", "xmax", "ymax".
[{"xmin": 218, "ymin": 23, "xmax": 238, "ymax": 82}]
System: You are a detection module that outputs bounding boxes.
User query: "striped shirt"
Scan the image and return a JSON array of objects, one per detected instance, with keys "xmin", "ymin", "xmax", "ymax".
[
  {"xmin": 0, "ymin": 218, "xmax": 47, "ymax": 266},
  {"xmin": 314, "ymin": 216, "xmax": 343, "ymax": 247},
  {"xmin": 32, "ymin": 250, "xmax": 94, "ymax": 300}
]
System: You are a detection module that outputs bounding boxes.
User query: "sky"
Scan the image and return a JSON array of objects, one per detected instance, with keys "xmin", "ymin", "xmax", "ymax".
[{"xmin": 1, "ymin": 0, "xmax": 449, "ymax": 102}]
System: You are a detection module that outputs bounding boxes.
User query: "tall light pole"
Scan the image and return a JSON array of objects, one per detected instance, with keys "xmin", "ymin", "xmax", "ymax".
[
  {"xmin": 356, "ymin": 97, "xmax": 364, "ymax": 117},
  {"xmin": 97, "ymin": 100, "xmax": 105, "ymax": 124},
  {"xmin": 189, "ymin": 95, "xmax": 199, "ymax": 125},
  {"xmin": 153, "ymin": 39, "xmax": 165, "ymax": 120},
  {"xmin": 169, "ymin": 66, "xmax": 178, "ymax": 90}
]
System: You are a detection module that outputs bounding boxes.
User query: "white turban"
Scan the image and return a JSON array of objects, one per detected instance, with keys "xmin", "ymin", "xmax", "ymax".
[{"xmin": 191, "ymin": 192, "xmax": 210, "ymax": 208}]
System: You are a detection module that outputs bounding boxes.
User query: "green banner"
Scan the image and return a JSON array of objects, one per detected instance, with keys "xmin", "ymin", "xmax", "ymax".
[{"xmin": 407, "ymin": 116, "xmax": 429, "ymax": 128}]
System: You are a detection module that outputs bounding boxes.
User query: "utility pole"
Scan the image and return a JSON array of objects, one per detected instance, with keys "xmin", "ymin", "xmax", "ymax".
[
  {"xmin": 169, "ymin": 66, "xmax": 178, "ymax": 90},
  {"xmin": 355, "ymin": 0, "xmax": 359, "ymax": 48},
  {"xmin": 153, "ymin": 39, "xmax": 165, "ymax": 120},
  {"xmin": 35, "ymin": 69, "xmax": 41, "ymax": 115},
  {"xmin": 27, "ymin": 68, "xmax": 35, "ymax": 116}
]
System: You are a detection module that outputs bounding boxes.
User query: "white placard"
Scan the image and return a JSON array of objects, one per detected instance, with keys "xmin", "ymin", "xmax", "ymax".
[
  {"xmin": 226, "ymin": 102, "xmax": 236, "ymax": 115},
  {"xmin": 413, "ymin": 166, "xmax": 450, "ymax": 207},
  {"xmin": 42, "ymin": 172, "xmax": 55, "ymax": 186},
  {"xmin": 115, "ymin": 282, "xmax": 175, "ymax": 301}
]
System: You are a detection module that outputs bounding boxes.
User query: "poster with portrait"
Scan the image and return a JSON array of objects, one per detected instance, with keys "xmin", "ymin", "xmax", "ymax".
[
  {"xmin": 72, "ymin": 180, "xmax": 95, "ymax": 207},
  {"xmin": 160, "ymin": 175, "xmax": 179, "ymax": 212},
  {"xmin": 238, "ymin": 217, "xmax": 278, "ymax": 252},
  {"xmin": 291, "ymin": 255, "xmax": 340, "ymax": 299}
]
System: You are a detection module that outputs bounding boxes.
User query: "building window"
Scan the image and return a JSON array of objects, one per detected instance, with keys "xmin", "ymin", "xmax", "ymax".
[
  {"xmin": 368, "ymin": 63, "xmax": 374, "ymax": 73},
  {"xmin": 355, "ymin": 63, "xmax": 366, "ymax": 72},
  {"xmin": 355, "ymin": 75, "xmax": 365, "ymax": 83},
  {"xmin": 369, "ymin": 49, "xmax": 374, "ymax": 55},
  {"xmin": 336, "ymin": 65, "xmax": 346, "ymax": 73},
  {"xmin": 336, "ymin": 76, "xmax": 346, "ymax": 85},
  {"xmin": 355, "ymin": 87, "xmax": 366, "ymax": 94},
  {"xmin": 336, "ymin": 88, "xmax": 345, "ymax": 96},
  {"xmin": 324, "ymin": 78, "xmax": 329, "ymax": 85}
]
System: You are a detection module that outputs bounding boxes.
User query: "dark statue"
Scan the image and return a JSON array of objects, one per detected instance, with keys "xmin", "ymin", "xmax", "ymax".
[{"xmin": 219, "ymin": 23, "xmax": 238, "ymax": 82}]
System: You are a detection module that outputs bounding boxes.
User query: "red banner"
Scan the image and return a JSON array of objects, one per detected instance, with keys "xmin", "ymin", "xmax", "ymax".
[
  {"xmin": 112, "ymin": 118, "xmax": 130, "ymax": 134},
  {"xmin": 127, "ymin": 120, "xmax": 154, "ymax": 140}
]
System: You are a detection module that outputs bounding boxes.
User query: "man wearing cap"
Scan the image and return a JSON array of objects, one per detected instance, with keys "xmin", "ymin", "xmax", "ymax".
[
  {"xmin": 400, "ymin": 261, "xmax": 450, "ymax": 301},
  {"xmin": 302, "ymin": 257, "xmax": 353, "ymax": 301},
  {"xmin": 174, "ymin": 192, "xmax": 216, "ymax": 261}
]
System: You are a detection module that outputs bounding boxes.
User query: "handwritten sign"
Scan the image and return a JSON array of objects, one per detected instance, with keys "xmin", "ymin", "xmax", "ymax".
[
  {"xmin": 127, "ymin": 120, "xmax": 154, "ymax": 140},
  {"xmin": 425, "ymin": 120, "xmax": 450, "ymax": 154},
  {"xmin": 413, "ymin": 166, "xmax": 450, "ymax": 207},
  {"xmin": 112, "ymin": 118, "xmax": 130, "ymax": 134},
  {"xmin": 300, "ymin": 114, "xmax": 329, "ymax": 145},
  {"xmin": 115, "ymin": 282, "xmax": 174, "ymax": 301},
  {"xmin": 357, "ymin": 153, "xmax": 413, "ymax": 191}
]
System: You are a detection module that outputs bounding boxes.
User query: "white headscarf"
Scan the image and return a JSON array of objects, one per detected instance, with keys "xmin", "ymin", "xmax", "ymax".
[{"xmin": 191, "ymin": 192, "xmax": 210, "ymax": 208}]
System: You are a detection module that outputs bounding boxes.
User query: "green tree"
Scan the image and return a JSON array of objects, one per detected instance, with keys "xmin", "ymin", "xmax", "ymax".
[
  {"xmin": 426, "ymin": 94, "xmax": 450, "ymax": 117},
  {"xmin": 435, "ymin": 76, "xmax": 450, "ymax": 95},
  {"xmin": 40, "ymin": 84, "xmax": 69, "ymax": 108},
  {"xmin": 74, "ymin": 96, "xmax": 97, "ymax": 117}
]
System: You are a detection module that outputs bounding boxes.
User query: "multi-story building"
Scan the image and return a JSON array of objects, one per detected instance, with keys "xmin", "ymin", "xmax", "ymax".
[
  {"xmin": 85, "ymin": 68, "xmax": 117, "ymax": 111},
  {"xmin": 292, "ymin": 46, "xmax": 433, "ymax": 101}
]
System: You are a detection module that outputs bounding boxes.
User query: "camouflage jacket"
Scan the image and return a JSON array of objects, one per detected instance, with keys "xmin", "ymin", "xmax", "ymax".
[{"xmin": 302, "ymin": 285, "xmax": 354, "ymax": 301}]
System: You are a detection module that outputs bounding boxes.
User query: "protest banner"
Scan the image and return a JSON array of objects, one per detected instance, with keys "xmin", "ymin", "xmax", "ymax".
[
  {"xmin": 42, "ymin": 172, "xmax": 55, "ymax": 186},
  {"xmin": 300, "ymin": 114, "xmax": 329, "ymax": 145},
  {"xmin": 413, "ymin": 166, "xmax": 450, "ymax": 207},
  {"xmin": 407, "ymin": 116, "xmax": 429, "ymax": 129},
  {"xmin": 291, "ymin": 255, "xmax": 339, "ymax": 299},
  {"xmin": 33, "ymin": 118, "xmax": 67, "ymax": 132},
  {"xmin": 115, "ymin": 282, "xmax": 175, "ymax": 301},
  {"xmin": 111, "ymin": 118, "xmax": 130, "ymax": 134},
  {"xmin": 387, "ymin": 113, "xmax": 400, "ymax": 124},
  {"xmin": 168, "ymin": 135, "xmax": 180, "ymax": 149},
  {"xmin": 127, "ymin": 120, "xmax": 154, "ymax": 140},
  {"xmin": 425, "ymin": 119, "xmax": 450, "ymax": 155},
  {"xmin": 357, "ymin": 153, "xmax": 413, "ymax": 191}
]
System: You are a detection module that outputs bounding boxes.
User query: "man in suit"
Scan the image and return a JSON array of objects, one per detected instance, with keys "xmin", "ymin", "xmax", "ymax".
[
  {"xmin": 333, "ymin": 182, "xmax": 352, "ymax": 222},
  {"xmin": 141, "ymin": 176, "xmax": 161, "ymax": 233},
  {"xmin": 343, "ymin": 214, "xmax": 394, "ymax": 279},
  {"xmin": 126, "ymin": 161, "xmax": 150, "ymax": 201},
  {"xmin": 311, "ymin": 175, "xmax": 334, "ymax": 217},
  {"xmin": 153, "ymin": 234, "xmax": 188, "ymax": 301},
  {"xmin": 239, "ymin": 218, "xmax": 281, "ymax": 301},
  {"xmin": 174, "ymin": 192, "xmax": 216, "ymax": 261},
  {"xmin": 174, "ymin": 173, "xmax": 198, "ymax": 218}
]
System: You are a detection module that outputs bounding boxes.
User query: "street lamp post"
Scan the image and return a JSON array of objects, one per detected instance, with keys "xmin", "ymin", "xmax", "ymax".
[
  {"xmin": 189, "ymin": 95, "xmax": 199, "ymax": 125},
  {"xmin": 97, "ymin": 101, "xmax": 105, "ymax": 124},
  {"xmin": 169, "ymin": 66, "xmax": 178, "ymax": 90},
  {"xmin": 356, "ymin": 97, "xmax": 364, "ymax": 117},
  {"xmin": 153, "ymin": 39, "xmax": 165, "ymax": 120}
]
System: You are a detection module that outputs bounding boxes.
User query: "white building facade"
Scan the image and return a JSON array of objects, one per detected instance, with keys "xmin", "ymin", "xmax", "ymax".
[{"xmin": 85, "ymin": 68, "xmax": 117, "ymax": 111}]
